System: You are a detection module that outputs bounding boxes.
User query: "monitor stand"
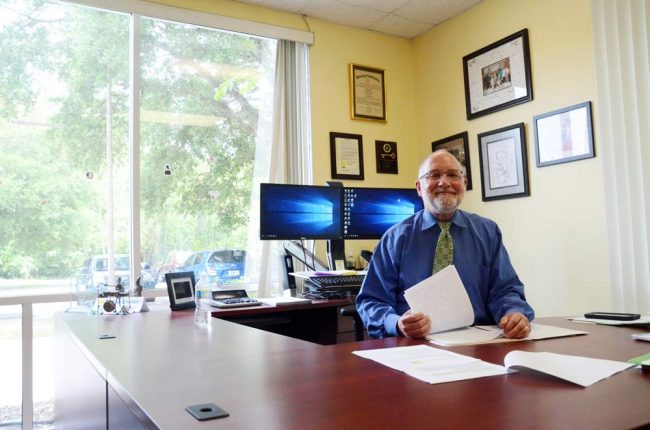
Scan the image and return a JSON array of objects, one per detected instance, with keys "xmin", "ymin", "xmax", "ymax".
[
  {"xmin": 282, "ymin": 240, "xmax": 328, "ymax": 272},
  {"xmin": 327, "ymin": 239, "xmax": 346, "ymax": 271}
]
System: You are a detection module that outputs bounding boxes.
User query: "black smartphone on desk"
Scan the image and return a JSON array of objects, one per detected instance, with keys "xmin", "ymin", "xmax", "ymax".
[{"xmin": 584, "ymin": 312, "xmax": 641, "ymax": 321}]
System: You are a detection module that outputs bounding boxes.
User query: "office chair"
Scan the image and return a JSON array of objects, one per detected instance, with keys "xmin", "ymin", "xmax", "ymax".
[{"xmin": 340, "ymin": 305, "xmax": 365, "ymax": 341}]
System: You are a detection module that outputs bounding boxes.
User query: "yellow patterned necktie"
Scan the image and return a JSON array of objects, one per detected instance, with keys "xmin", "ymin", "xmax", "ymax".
[{"xmin": 433, "ymin": 221, "xmax": 453, "ymax": 274}]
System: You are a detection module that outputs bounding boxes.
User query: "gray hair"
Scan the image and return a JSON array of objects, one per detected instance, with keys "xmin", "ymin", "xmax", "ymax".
[{"xmin": 418, "ymin": 150, "xmax": 465, "ymax": 179}]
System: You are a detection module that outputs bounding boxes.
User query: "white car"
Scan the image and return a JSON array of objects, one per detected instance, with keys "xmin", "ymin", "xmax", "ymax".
[{"xmin": 78, "ymin": 254, "xmax": 131, "ymax": 291}]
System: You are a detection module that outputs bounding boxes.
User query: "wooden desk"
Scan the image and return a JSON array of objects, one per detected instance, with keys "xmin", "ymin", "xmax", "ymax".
[
  {"xmin": 210, "ymin": 298, "xmax": 355, "ymax": 345},
  {"xmin": 55, "ymin": 310, "xmax": 650, "ymax": 429}
]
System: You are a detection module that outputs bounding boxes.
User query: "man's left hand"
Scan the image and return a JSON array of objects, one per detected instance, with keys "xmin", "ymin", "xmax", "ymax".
[{"xmin": 499, "ymin": 312, "xmax": 531, "ymax": 339}]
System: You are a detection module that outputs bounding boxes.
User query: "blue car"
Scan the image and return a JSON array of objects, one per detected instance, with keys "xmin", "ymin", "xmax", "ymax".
[{"xmin": 175, "ymin": 250, "xmax": 246, "ymax": 285}]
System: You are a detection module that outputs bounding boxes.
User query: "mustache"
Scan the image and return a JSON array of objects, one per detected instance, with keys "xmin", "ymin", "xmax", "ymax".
[{"xmin": 434, "ymin": 187, "xmax": 456, "ymax": 195}]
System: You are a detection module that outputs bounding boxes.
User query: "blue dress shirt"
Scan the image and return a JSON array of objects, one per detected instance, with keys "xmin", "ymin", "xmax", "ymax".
[{"xmin": 356, "ymin": 209, "xmax": 535, "ymax": 338}]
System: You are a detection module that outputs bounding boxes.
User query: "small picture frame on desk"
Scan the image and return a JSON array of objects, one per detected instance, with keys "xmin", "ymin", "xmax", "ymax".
[{"xmin": 165, "ymin": 271, "xmax": 196, "ymax": 311}]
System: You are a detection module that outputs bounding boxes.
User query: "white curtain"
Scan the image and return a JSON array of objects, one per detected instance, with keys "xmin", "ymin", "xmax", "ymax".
[
  {"xmin": 592, "ymin": 0, "xmax": 650, "ymax": 313},
  {"xmin": 255, "ymin": 40, "xmax": 312, "ymax": 297}
]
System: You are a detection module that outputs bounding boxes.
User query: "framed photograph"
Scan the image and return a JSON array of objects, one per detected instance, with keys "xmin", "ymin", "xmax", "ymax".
[
  {"xmin": 477, "ymin": 123, "xmax": 529, "ymax": 201},
  {"xmin": 533, "ymin": 101, "xmax": 594, "ymax": 167},
  {"xmin": 431, "ymin": 132, "xmax": 473, "ymax": 190},
  {"xmin": 330, "ymin": 132, "xmax": 364, "ymax": 180},
  {"xmin": 164, "ymin": 271, "xmax": 196, "ymax": 311},
  {"xmin": 349, "ymin": 63, "xmax": 386, "ymax": 122},
  {"xmin": 375, "ymin": 140, "xmax": 398, "ymax": 174},
  {"xmin": 463, "ymin": 29, "xmax": 533, "ymax": 120}
]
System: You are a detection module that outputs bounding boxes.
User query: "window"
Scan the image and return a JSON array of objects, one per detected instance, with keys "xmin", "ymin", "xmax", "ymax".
[
  {"xmin": 0, "ymin": 0, "xmax": 307, "ymax": 425},
  {"xmin": 138, "ymin": 16, "xmax": 276, "ymax": 290},
  {"xmin": 0, "ymin": 0, "xmax": 278, "ymax": 295}
]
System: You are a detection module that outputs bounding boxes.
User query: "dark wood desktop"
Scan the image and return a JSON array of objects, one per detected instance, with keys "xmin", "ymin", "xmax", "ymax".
[
  {"xmin": 55, "ymin": 308, "xmax": 650, "ymax": 429},
  {"xmin": 210, "ymin": 298, "xmax": 355, "ymax": 344}
]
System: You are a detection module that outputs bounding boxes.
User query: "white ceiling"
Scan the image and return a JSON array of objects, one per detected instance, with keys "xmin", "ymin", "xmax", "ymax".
[{"xmin": 232, "ymin": 0, "xmax": 484, "ymax": 39}]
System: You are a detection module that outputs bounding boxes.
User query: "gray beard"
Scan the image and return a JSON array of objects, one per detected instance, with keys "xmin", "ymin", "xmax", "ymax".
[{"xmin": 428, "ymin": 195, "xmax": 459, "ymax": 218}]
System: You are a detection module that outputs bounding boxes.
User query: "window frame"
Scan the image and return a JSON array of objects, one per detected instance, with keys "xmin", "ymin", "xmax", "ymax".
[{"xmin": 48, "ymin": 0, "xmax": 311, "ymax": 289}]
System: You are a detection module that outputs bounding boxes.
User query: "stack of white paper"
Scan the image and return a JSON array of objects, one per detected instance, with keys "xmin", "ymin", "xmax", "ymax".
[
  {"xmin": 403, "ymin": 265, "xmax": 474, "ymax": 334},
  {"xmin": 353, "ymin": 345, "xmax": 634, "ymax": 387},
  {"xmin": 353, "ymin": 345, "xmax": 510, "ymax": 384},
  {"xmin": 504, "ymin": 351, "xmax": 634, "ymax": 387},
  {"xmin": 428, "ymin": 324, "xmax": 588, "ymax": 347}
]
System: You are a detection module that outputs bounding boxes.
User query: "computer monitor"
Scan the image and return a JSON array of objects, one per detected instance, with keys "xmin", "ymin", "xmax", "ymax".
[
  {"xmin": 343, "ymin": 187, "xmax": 424, "ymax": 239},
  {"xmin": 259, "ymin": 183, "xmax": 343, "ymax": 240}
]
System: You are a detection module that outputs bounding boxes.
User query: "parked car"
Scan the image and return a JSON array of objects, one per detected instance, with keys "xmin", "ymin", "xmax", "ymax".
[
  {"xmin": 157, "ymin": 250, "xmax": 193, "ymax": 282},
  {"xmin": 174, "ymin": 250, "xmax": 246, "ymax": 285},
  {"xmin": 78, "ymin": 254, "xmax": 156, "ymax": 291}
]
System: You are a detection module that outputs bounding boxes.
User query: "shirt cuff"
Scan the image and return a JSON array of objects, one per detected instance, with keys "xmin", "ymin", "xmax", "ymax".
[{"xmin": 384, "ymin": 313, "xmax": 401, "ymax": 337}]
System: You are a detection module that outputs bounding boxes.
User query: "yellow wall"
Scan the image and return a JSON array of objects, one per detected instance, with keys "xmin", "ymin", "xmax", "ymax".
[
  {"xmin": 152, "ymin": 0, "xmax": 612, "ymax": 315},
  {"xmin": 413, "ymin": 0, "xmax": 610, "ymax": 316}
]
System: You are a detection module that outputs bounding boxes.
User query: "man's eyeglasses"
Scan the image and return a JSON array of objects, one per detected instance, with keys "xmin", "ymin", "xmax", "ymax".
[{"xmin": 418, "ymin": 169, "xmax": 464, "ymax": 182}]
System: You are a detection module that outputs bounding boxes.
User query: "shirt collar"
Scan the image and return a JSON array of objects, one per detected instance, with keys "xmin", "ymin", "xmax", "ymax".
[{"xmin": 421, "ymin": 209, "xmax": 468, "ymax": 231}]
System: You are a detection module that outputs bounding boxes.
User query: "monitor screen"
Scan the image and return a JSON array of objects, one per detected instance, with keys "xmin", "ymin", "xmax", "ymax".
[
  {"xmin": 259, "ymin": 183, "xmax": 343, "ymax": 240},
  {"xmin": 343, "ymin": 187, "xmax": 424, "ymax": 239}
]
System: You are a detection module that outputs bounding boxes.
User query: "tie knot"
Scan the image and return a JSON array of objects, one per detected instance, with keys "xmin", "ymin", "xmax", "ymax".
[{"xmin": 438, "ymin": 221, "xmax": 451, "ymax": 232}]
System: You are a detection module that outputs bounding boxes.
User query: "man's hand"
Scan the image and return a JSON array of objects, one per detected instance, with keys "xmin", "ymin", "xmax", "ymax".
[
  {"xmin": 499, "ymin": 312, "xmax": 531, "ymax": 339},
  {"xmin": 397, "ymin": 311, "xmax": 431, "ymax": 338}
]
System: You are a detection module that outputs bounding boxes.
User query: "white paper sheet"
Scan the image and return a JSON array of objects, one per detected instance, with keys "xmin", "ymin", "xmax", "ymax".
[
  {"xmin": 428, "ymin": 324, "xmax": 588, "ymax": 347},
  {"xmin": 353, "ymin": 345, "xmax": 509, "ymax": 384},
  {"xmin": 632, "ymin": 333, "xmax": 650, "ymax": 342},
  {"xmin": 258, "ymin": 297, "xmax": 312, "ymax": 306},
  {"xmin": 403, "ymin": 265, "xmax": 474, "ymax": 334},
  {"xmin": 503, "ymin": 351, "xmax": 634, "ymax": 387},
  {"xmin": 567, "ymin": 316, "xmax": 650, "ymax": 326}
]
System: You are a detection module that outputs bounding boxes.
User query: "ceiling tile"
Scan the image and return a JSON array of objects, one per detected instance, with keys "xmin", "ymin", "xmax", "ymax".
[
  {"xmin": 370, "ymin": 14, "xmax": 432, "ymax": 39},
  {"xmin": 395, "ymin": 0, "xmax": 478, "ymax": 25},
  {"xmin": 338, "ymin": 0, "xmax": 411, "ymax": 13},
  {"xmin": 234, "ymin": 0, "xmax": 312, "ymax": 14},
  {"xmin": 230, "ymin": 0, "xmax": 484, "ymax": 38},
  {"xmin": 299, "ymin": 0, "xmax": 387, "ymax": 29}
]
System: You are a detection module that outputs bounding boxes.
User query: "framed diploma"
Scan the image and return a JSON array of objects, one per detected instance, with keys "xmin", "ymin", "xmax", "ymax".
[
  {"xmin": 349, "ymin": 63, "xmax": 386, "ymax": 122},
  {"xmin": 330, "ymin": 132, "xmax": 364, "ymax": 180}
]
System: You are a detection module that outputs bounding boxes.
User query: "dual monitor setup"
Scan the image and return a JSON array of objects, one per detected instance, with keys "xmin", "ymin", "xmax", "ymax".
[{"xmin": 259, "ymin": 183, "xmax": 424, "ymax": 274}]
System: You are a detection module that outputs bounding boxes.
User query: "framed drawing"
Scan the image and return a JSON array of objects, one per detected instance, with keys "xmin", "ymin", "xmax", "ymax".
[
  {"xmin": 463, "ymin": 29, "xmax": 533, "ymax": 120},
  {"xmin": 477, "ymin": 123, "xmax": 529, "ymax": 201},
  {"xmin": 533, "ymin": 101, "xmax": 594, "ymax": 167},
  {"xmin": 164, "ymin": 271, "xmax": 196, "ymax": 311},
  {"xmin": 431, "ymin": 132, "xmax": 473, "ymax": 190},
  {"xmin": 349, "ymin": 63, "xmax": 386, "ymax": 122},
  {"xmin": 330, "ymin": 132, "xmax": 364, "ymax": 180},
  {"xmin": 375, "ymin": 140, "xmax": 398, "ymax": 174}
]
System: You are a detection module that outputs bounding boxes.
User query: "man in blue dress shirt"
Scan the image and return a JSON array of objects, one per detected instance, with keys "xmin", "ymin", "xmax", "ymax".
[{"xmin": 356, "ymin": 150, "xmax": 534, "ymax": 339}]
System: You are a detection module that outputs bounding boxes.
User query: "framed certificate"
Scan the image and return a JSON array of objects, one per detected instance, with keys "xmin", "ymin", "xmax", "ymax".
[
  {"xmin": 330, "ymin": 132, "xmax": 364, "ymax": 180},
  {"xmin": 349, "ymin": 63, "xmax": 386, "ymax": 122}
]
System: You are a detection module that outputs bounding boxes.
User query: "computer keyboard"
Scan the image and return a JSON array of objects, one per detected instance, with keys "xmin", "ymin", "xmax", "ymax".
[
  {"xmin": 307, "ymin": 275, "xmax": 365, "ymax": 290},
  {"xmin": 208, "ymin": 297, "xmax": 262, "ymax": 308}
]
